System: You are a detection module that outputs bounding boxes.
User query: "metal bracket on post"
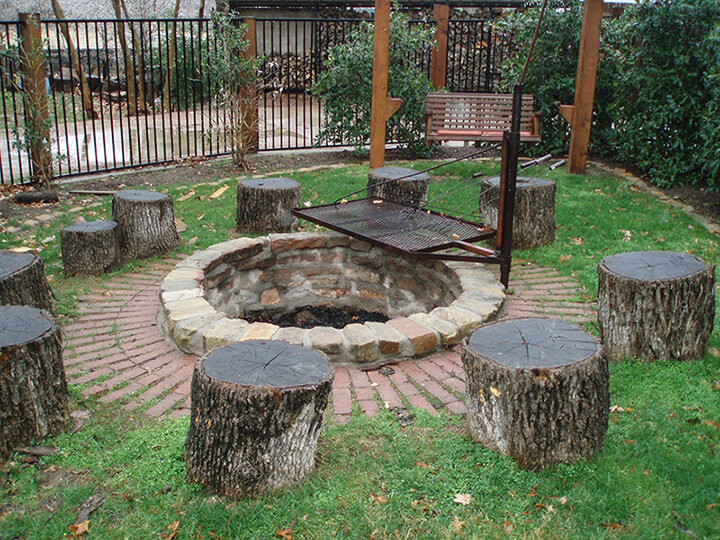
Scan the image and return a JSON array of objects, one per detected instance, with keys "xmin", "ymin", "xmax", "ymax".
[{"xmin": 495, "ymin": 84, "xmax": 522, "ymax": 288}]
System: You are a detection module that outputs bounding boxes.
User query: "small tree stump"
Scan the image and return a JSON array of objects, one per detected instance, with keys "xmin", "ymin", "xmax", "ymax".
[
  {"xmin": 0, "ymin": 306, "xmax": 69, "ymax": 457},
  {"xmin": 236, "ymin": 178, "xmax": 301, "ymax": 233},
  {"xmin": 367, "ymin": 167, "xmax": 430, "ymax": 207},
  {"xmin": 461, "ymin": 318, "xmax": 608, "ymax": 470},
  {"xmin": 480, "ymin": 176, "xmax": 556, "ymax": 249},
  {"xmin": 61, "ymin": 220, "xmax": 119, "ymax": 277},
  {"xmin": 112, "ymin": 190, "xmax": 180, "ymax": 261},
  {"xmin": 0, "ymin": 251, "xmax": 53, "ymax": 311},
  {"xmin": 598, "ymin": 251, "xmax": 715, "ymax": 361},
  {"xmin": 185, "ymin": 340, "xmax": 334, "ymax": 497}
]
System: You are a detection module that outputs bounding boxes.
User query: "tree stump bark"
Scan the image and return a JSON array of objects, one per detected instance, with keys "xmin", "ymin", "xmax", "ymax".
[
  {"xmin": 367, "ymin": 167, "xmax": 430, "ymax": 207},
  {"xmin": 61, "ymin": 220, "xmax": 119, "ymax": 277},
  {"xmin": 0, "ymin": 250, "xmax": 53, "ymax": 311},
  {"xmin": 185, "ymin": 340, "xmax": 334, "ymax": 497},
  {"xmin": 597, "ymin": 251, "xmax": 715, "ymax": 361},
  {"xmin": 461, "ymin": 317, "xmax": 608, "ymax": 470},
  {"xmin": 236, "ymin": 177, "xmax": 301, "ymax": 233},
  {"xmin": 480, "ymin": 176, "xmax": 556, "ymax": 249},
  {"xmin": 112, "ymin": 190, "xmax": 180, "ymax": 261},
  {"xmin": 0, "ymin": 306, "xmax": 69, "ymax": 457}
]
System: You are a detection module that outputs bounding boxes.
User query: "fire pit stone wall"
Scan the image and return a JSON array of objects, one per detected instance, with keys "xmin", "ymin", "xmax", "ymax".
[{"xmin": 159, "ymin": 232, "xmax": 505, "ymax": 367}]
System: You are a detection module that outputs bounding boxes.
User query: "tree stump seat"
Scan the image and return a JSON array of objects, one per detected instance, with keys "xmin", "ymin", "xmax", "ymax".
[
  {"xmin": 480, "ymin": 176, "xmax": 556, "ymax": 249},
  {"xmin": 461, "ymin": 317, "xmax": 609, "ymax": 470},
  {"xmin": 184, "ymin": 340, "xmax": 334, "ymax": 498},
  {"xmin": 367, "ymin": 166, "xmax": 430, "ymax": 207},
  {"xmin": 597, "ymin": 251, "xmax": 715, "ymax": 361},
  {"xmin": 0, "ymin": 305, "xmax": 69, "ymax": 457},
  {"xmin": 0, "ymin": 250, "xmax": 53, "ymax": 311},
  {"xmin": 112, "ymin": 190, "xmax": 180, "ymax": 261},
  {"xmin": 61, "ymin": 220, "xmax": 118, "ymax": 277},
  {"xmin": 236, "ymin": 177, "xmax": 301, "ymax": 233}
]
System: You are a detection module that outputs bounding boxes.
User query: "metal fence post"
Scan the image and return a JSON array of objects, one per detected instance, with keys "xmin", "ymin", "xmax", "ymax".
[{"xmin": 18, "ymin": 13, "xmax": 53, "ymax": 184}]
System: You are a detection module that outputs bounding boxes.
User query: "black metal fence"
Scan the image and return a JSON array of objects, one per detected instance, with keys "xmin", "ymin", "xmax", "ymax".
[{"xmin": 0, "ymin": 16, "xmax": 512, "ymax": 185}]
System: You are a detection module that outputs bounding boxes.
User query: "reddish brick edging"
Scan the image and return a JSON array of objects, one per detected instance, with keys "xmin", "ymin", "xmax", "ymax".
[{"xmin": 62, "ymin": 258, "xmax": 595, "ymax": 420}]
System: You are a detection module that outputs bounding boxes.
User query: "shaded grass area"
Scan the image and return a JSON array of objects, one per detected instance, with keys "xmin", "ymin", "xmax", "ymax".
[{"xmin": 0, "ymin": 159, "xmax": 719, "ymax": 537}]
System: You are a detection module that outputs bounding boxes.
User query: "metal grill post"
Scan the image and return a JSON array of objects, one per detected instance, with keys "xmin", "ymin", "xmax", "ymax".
[{"xmin": 496, "ymin": 83, "xmax": 522, "ymax": 288}]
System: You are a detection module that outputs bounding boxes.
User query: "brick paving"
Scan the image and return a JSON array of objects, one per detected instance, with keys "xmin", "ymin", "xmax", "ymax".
[{"xmin": 62, "ymin": 259, "xmax": 595, "ymax": 421}]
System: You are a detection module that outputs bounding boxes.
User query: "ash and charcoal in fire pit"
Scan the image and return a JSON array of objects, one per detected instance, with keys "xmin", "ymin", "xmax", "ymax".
[{"xmin": 247, "ymin": 304, "xmax": 388, "ymax": 330}]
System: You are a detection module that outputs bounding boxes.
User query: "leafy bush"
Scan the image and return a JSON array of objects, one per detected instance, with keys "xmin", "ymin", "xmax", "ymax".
[
  {"xmin": 499, "ymin": 0, "xmax": 622, "ymax": 157},
  {"xmin": 612, "ymin": 0, "xmax": 720, "ymax": 188},
  {"xmin": 312, "ymin": 10, "xmax": 434, "ymax": 157}
]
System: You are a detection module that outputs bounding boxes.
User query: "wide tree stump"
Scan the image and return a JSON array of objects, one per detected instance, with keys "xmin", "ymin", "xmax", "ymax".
[
  {"xmin": 480, "ymin": 176, "xmax": 556, "ymax": 249},
  {"xmin": 0, "ymin": 306, "xmax": 69, "ymax": 457},
  {"xmin": 461, "ymin": 317, "xmax": 608, "ymax": 470},
  {"xmin": 367, "ymin": 166, "xmax": 430, "ymax": 207},
  {"xmin": 598, "ymin": 251, "xmax": 715, "ymax": 361},
  {"xmin": 236, "ymin": 177, "xmax": 301, "ymax": 233},
  {"xmin": 185, "ymin": 340, "xmax": 334, "ymax": 497},
  {"xmin": 0, "ymin": 250, "xmax": 53, "ymax": 311},
  {"xmin": 112, "ymin": 190, "xmax": 180, "ymax": 261},
  {"xmin": 61, "ymin": 220, "xmax": 119, "ymax": 277}
]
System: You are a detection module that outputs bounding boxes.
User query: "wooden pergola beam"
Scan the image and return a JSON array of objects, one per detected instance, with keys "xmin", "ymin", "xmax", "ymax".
[
  {"xmin": 566, "ymin": 0, "xmax": 603, "ymax": 174},
  {"xmin": 369, "ymin": 0, "xmax": 392, "ymax": 169}
]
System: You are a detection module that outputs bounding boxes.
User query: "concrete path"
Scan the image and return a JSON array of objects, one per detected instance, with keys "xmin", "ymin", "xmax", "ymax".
[{"xmin": 63, "ymin": 258, "xmax": 595, "ymax": 422}]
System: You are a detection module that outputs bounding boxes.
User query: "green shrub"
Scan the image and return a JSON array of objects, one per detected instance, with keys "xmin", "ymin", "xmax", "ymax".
[
  {"xmin": 498, "ymin": 0, "xmax": 622, "ymax": 157},
  {"xmin": 312, "ymin": 10, "xmax": 434, "ymax": 157},
  {"xmin": 612, "ymin": 0, "xmax": 720, "ymax": 188}
]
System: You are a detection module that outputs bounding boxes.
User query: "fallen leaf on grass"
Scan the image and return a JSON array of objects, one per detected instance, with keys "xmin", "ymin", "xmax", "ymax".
[
  {"xmin": 453, "ymin": 493, "xmax": 472, "ymax": 506},
  {"xmin": 559, "ymin": 254, "xmax": 572, "ymax": 262},
  {"xmin": 558, "ymin": 496, "xmax": 568, "ymax": 505},
  {"xmin": 452, "ymin": 515, "xmax": 465, "ymax": 534},
  {"xmin": 209, "ymin": 185, "xmax": 229, "ymax": 199},
  {"xmin": 569, "ymin": 237, "xmax": 584, "ymax": 245},
  {"xmin": 69, "ymin": 520, "xmax": 89, "ymax": 537},
  {"xmin": 161, "ymin": 520, "xmax": 179, "ymax": 539},
  {"xmin": 503, "ymin": 521, "xmax": 514, "ymax": 533},
  {"xmin": 196, "ymin": 214, "xmax": 204, "ymax": 221},
  {"xmin": 276, "ymin": 528, "xmax": 293, "ymax": 539},
  {"xmin": 369, "ymin": 493, "xmax": 389, "ymax": 504},
  {"xmin": 601, "ymin": 522, "xmax": 624, "ymax": 531},
  {"xmin": 609, "ymin": 405, "xmax": 632, "ymax": 413},
  {"xmin": 76, "ymin": 494, "xmax": 104, "ymax": 524}
]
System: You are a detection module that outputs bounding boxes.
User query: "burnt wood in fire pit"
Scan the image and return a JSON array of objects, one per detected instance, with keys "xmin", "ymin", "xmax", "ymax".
[
  {"xmin": 597, "ymin": 251, "xmax": 715, "ymax": 361},
  {"xmin": 112, "ymin": 190, "xmax": 180, "ymax": 261},
  {"xmin": 236, "ymin": 177, "xmax": 301, "ymax": 233},
  {"xmin": 184, "ymin": 340, "xmax": 334, "ymax": 497},
  {"xmin": 367, "ymin": 166, "xmax": 430, "ymax": 207},
  {"xmin": 461, "ymin": 318, "xmax": 608, "ymax": 470},
  {"xmin": 0, "ymin": 250, "xmax": 54, "ymax": 311},
  {"xmin": 0, "ymin": 306, "xmax": 69, "ymax": 457}
]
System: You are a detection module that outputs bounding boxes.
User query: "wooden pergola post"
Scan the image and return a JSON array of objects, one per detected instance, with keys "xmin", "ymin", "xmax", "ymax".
[
  {"xmin": 430, "ymin": 3, "xmax": 450, "ymax": 90},
  {"xmin": 369, "ymin": 0, "xmax": 392, "ymax": 169},
  {"xmin": 565, "ymin": 0, "xmax": 603, "ymax": 174}
]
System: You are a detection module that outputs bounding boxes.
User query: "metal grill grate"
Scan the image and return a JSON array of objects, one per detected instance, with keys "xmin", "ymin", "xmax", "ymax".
[{"xmin": 292, "ymin": 198, "xmax": 493, "ymax": 254}]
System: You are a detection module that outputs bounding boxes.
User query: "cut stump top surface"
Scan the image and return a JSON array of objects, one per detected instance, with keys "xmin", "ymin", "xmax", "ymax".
[
  {"xmin": 0, "ymin": 305, "xmax": 54, "ymax": 348},
  {"xmin": 0, "ymin": 251, "xmax": 36, "ymax": 279},
  {"xmin": 203, "ymin": 340, "xmax": 331, "ymax": 388},
  {"xmin": 600, "ymin": 251, "xmax": 708, "ymax": 281},
  {"xmin": 486, "ymin": 176, "xmax": 554, "ymax": 189},
  {"xmin": 467, "ymin": 317, "xmax": 598, "ymax": 369},
  {"xmin": 62, "ymin": 220, "xmax": 118, "ymax": 234},
  {"xmin": 115, "ymin": 190, "xmax": 169, "ymax": 202},
  {"xmin": 369, "ymin": 166, "xmax": 430, "ymax": 182},
  {"xmin": 240, "ymin": 178, "xmax": 300, "ymax": 190}
]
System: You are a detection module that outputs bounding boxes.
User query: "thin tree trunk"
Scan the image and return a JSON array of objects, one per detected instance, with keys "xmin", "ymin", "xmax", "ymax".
[
  {"xmin": 51, "ymin": 0, "xmax": 97, "ymax": 119},
  {"xmin": 197, "ymin": 0, "xmax": 206, "ymax": 19},
  {"xmin": 111, "ymin": 0, "xmax": 137, "ymax": 116},
  {"xmin": 162, "ymin": 0, "xmax": 182, "ymax": 111},
  {"xmin": 119, "ymin": 0, "xmax": 146, "ymax": 113}
]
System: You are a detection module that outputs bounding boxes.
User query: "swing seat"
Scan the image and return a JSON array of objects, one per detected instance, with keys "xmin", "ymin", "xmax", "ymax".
[{"xmin": 426, "ymin": 92, "xmax": 541, "ymax": 143}]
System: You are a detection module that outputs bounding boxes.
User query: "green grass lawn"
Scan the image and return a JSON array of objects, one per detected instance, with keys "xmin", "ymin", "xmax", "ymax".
[{"xmin": 1, "ymin": 159, "xmax": 718, "ymax": 538}]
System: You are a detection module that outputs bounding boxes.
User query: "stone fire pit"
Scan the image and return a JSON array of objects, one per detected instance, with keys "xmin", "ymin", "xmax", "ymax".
[{"xmin": 158, "ymin": 232, "xmax": 505, "ymax": 366}]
